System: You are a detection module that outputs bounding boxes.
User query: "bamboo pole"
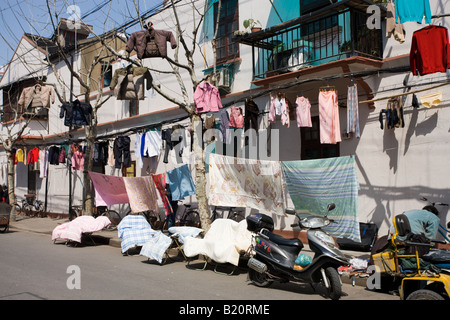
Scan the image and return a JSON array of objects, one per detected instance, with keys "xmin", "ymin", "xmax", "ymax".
[{"xmin": 359, "ymin": 81, "xmax": 450, "ymax": 105}]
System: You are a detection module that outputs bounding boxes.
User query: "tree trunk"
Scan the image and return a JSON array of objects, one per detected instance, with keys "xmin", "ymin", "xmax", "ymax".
[
  {"xmin": 83, "ymin": 117, "xmax": 97, "ymax": 217},
  {"xmin": 192, "ymin": 114, "xmax": 211, "ymax": 232},
  {"xmin": 7, "ymin": 151, "xmax": 16, "ymax": 222}
]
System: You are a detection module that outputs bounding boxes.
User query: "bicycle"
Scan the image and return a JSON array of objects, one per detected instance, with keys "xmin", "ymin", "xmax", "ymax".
[
  {"xmin": 148, "ymin": 202, "xmax": 201, "ymax": 230},
  {"xmin": 177, "ymin": 203, "xmax": 201, "ymax": 228},
  {"xmin": 13, "ymin": 196, "xmax": 22, "ymax": 215},
  {"xmin": 420, "ymin": 197, "xmax": 449, "ymax": 242},
  {"xmin": 93, "ymin": 206, "xmax": 122, "ymax": 230},
  {"xmin": 211, "ymin": 206, "xmax": 246, "ymax": 222},
  {"xmin": 69, "ymin": 204, "xmax": 122, "ymax": 230},
  {"xmin": 69, "ymin": 205, "xmax": 83, "ymax": 221},
  {"xmin": 21, "ymin": 194, "xmax": 45, "ymax": 218}
]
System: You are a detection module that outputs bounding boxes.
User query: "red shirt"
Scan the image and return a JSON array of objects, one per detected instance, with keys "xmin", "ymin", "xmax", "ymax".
[
  {"xmin": 26, "ymin": 147, "xmax": 40, "ymax": 165},
  {"xmin": 410, "ymin": 25, "xmax": 450, "ymax": 76}
]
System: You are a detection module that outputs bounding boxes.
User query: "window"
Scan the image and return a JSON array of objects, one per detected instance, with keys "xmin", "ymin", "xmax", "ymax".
[
  {"xmin": 301, "ymin": 116, "xmax": 339, "ymax": 160},
  {"xmin": 129, "ymin": 100, "xmax": 139, "ymax": 117},
  {"xmin": 122, "ymin": 161, "xmax": 136, "ymax": 177},
  {"xmin": 214, "ymin": 0, "xmax": 239, "ymax": 63}
]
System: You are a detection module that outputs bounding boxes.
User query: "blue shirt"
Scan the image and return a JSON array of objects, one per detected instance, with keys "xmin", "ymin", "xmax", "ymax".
[{"xmin": 395, "ymin": 0, "xmax": 431, "ymax": 24}]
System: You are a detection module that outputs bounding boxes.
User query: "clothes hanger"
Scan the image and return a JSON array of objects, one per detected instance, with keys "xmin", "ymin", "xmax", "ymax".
[{"xmin": 319, "ymin": 85, "xmax": 336, "ymax": 92}]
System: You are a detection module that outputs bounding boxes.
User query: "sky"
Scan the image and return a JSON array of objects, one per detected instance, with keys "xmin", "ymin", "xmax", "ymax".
[{"xmin": 0, "ymin": 0, "xmax": 164, "ymax": 68}]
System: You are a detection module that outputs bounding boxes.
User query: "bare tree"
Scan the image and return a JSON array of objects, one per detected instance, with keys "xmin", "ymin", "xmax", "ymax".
[
  {"xmin": 0, "ymin": 98, "xmax": 35, "ymax": 220},
  {"xmin": 44, "ymin": 10, "xmax": 117, "ymax": 216},
  {"xmin": 7, "ymin": 0, "xmax": 223, "ymax": 230},
  {"xmin": 94, "ymin": 0, "xmax": 222, "ymax": 231}
]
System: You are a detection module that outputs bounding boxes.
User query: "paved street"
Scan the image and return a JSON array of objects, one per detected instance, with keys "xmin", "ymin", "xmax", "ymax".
[{"xmin": 0, "ymin": 230, "xmax": 398, "ymax": 305}]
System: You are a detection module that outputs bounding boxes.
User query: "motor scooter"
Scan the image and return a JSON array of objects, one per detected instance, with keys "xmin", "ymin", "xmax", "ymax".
[{"xmin": 246, "ymin": 203, "xmax": 349, "ymax": 300}]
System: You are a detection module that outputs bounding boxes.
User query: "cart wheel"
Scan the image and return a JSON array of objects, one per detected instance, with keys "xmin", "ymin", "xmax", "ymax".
[
  {"xmin": 0, "ymin": 223, "xmax": 8, "ymax": 233},
  {"xmin": 406, "ymin": 289, "xmax": 444, "ymax": 300},
  {"xmin": 106, "ymin": 210, "xmax": 121, "ymax": 229}
]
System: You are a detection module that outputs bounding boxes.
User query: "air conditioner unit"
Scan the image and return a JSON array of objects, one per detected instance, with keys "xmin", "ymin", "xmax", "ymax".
[{"xmin": 215, "ymin": 69, "xmax": 231, "ymax": 88}]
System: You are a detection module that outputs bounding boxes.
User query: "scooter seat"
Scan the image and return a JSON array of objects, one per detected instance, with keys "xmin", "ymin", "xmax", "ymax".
[{"xmin": 266, "ymin": 231, "xmax": 303, "ymax": 248}]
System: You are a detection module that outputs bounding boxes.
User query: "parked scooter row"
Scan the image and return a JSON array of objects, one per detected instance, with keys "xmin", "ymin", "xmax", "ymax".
[{"xmin": 245, "ymin": 203, "xmax": 350, "ymax": 300}]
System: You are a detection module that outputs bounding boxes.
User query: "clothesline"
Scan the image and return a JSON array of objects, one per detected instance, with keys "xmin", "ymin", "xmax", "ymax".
[{"xmin": 359, "ymin": 81, "xmax": 450, "ymax": 105}]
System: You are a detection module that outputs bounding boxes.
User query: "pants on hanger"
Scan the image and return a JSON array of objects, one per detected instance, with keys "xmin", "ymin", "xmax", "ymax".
[{"xmin": 114, "ymin": 136, "xmax": 131, "ymax": 169}]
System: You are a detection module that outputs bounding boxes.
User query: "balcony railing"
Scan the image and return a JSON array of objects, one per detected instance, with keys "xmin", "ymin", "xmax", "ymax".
[{"xmin": 238, "ymin": 6, "xmax": 383, "ymax": 80}]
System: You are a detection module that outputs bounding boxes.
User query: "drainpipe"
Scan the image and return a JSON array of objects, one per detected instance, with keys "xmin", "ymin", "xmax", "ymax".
[{"xmin": 68, "ymin": 54, "xmax": 74, "ymax": 220}]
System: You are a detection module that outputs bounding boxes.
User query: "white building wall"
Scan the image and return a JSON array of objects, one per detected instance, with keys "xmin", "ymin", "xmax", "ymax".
[
  {"xmin": 3, "ymin": 1, "xmax": 449, "ymax": 236},
  {"xmin": 348, "ymin": 1, "xmax": 450, "ymax": 236}
]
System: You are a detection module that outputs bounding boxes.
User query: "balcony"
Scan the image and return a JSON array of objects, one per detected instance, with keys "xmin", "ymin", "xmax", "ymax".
[{"xmin": 237, "ymin": 0, "xmax": 385, "ymax": 81}]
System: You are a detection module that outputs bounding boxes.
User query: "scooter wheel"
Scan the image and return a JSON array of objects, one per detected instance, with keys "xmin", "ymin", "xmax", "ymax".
[
  {"xmin": 248, "ymin": 269, "xmax": 272, "ymax": 288},
  {"xmin": 324, "ymin": 267, "xmax": 342, "ymax": 300}
]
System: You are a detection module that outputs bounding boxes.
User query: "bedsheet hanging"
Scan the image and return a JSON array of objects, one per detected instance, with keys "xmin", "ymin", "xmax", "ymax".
[
  {"xmin": 208, "ymin": 154, "xmax": 286, "ymax": 216},
  {"xmin": 281, "ymin": 156, "xmax": 361, "ymax": 242},
  {"xmin": 123, "ymin": 176, "xmax": 160, "ymax": 214},
  {"xmin": 89, "ymin": 172, "xmax": 130, "ymax": 207},
  {"xmin": 152, "ymin": 173, "xmax": 173, "ymax": 216}
]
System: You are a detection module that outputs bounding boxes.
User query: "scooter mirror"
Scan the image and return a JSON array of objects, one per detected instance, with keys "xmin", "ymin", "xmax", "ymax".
[
  {"xmin": 327, "ymin": 203, "xmax": 336, "ymax": 212},
  {"xmin": 285, "ymin": 208, "xmax": 296, "ymax": 215}
]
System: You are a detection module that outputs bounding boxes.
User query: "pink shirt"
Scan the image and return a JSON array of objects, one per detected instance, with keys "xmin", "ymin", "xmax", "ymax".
[
  {"xmin": 229, "ymin": 106, "xmax": 244, "ymax": 128},
  {"xmin": 72, "ymin": 150, "xmax": 85, "ymax": 171},
  {"xmin": 194, "ymin": 82, "xmax": 223, "ymax": 113},
  {"xmin": 296, "ymin": 96, "xmax": 312, "ymax": 128},
  {"xmin": 319, "ymin": 91, "xmax": 341, "ymax": 144},
  {"xmin": 269, "ymin": 96, "xmax": 289, "ymax": 127}
]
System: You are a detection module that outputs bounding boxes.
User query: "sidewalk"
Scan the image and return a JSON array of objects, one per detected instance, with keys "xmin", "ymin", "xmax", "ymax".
[
  {"xmin": 9, "ymin": 215, "xmax": 122, "ymax": 248},
  {"xmin": 8, "ymin": 215, "xmax": 371, "ymax": 287}
]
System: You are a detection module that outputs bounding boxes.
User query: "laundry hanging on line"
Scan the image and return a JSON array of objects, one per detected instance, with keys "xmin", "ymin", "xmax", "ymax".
[
  {"xmin": 89, "ymin": 172, "xmax": 130, "ymax": 207},
  {"xmin": 410, "ymin": 25, "xmax": 450, "ymax": 76},
  {"xmin": 395, "ymin": 0, "xmax": 431, "ymax": 24},
  {"xmin": 347, "ymin": 84, "xmax": 360, "ymax": 139},
  {"xmin": 18, "ymin": 83, "xmax": 55, "ymax": 112},
  {"xmin": 379, "ymin": 97, "xmax": 405, "ymax": 130},
  {"xmin": 208, "ymin": 154, "xmax": 286, "ymax": 216},
  {"xmin": 386, "ymin": 1, "xmax": 405, "ymax": 44},
  {"xmin": 123, "ymin": 176, "xmax": 160, "ymax": 214},
  {"xmin": 282, "ymin": 156, "xmax": 361, "ymax": 243},
  {"xmin": 166, "ymin": 164, "xmax": 196, "ymax": 202},
  {"xmin": 109, "ymin": 66, "xmax": 153, "ymax": 101},
  {"xmin": 59, "ymin": 100, "xmax": 93, "ymax": 127},
  {"xmin": 319, "ymin": 89, "xmax": 341, "ymax": 144}
]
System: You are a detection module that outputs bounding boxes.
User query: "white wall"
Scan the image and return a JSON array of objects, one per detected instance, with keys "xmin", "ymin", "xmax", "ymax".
[{"xmin": 4, "ymin": 1, "xmax": 450, "ymax": 236}]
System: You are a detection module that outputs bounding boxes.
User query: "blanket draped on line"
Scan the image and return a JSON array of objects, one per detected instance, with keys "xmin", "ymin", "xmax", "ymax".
[
  {"xmin": 183, "ymin": 219, "xmax": 252, "ymax": 266},
  {"xmin": 208, "ymin": 154, "xmax": 286, "ymax": 216},
  {"xmin": 118, "ymin": 215, "xmax": 171, "ymax": 263},
  {"xmin": 281, "ymin": 156, "xmax": 361, "ymax": 242},
  {"xmin": 89, "ymin": 172, "xmax": 129, "ymax": 206},
  {"xmin": 52, "ymin": 216, "xmax": 111, "ymax": 243},
  {"xmin": 89, "ymin": 172, "xmax": 159, "ymax": 214},
  {"xmin": 123, "ymin": 176, "xmax": 159, "ymax": 214}
]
